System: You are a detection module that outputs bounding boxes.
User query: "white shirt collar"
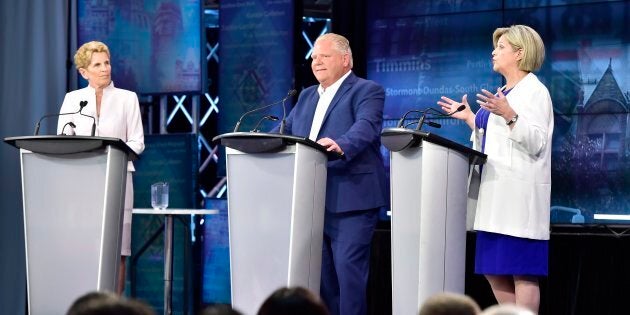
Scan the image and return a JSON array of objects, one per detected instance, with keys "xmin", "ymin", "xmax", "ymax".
[
  {"xmin": 317, "ymin": 70, "xmax": 352, "ymax": 95},
  {"xmin": 86, "ymin": 81, "xmax": 115, "ymax": 93}
]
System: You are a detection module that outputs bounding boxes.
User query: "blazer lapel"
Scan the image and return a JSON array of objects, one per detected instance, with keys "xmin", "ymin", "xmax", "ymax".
[
  {"xmin": 320, "ymin": 73, "xmax": 356, "ymax": 128},
  {"xmin": 296, "ymin": 89, "xmax": 320, "ymax": 136}
]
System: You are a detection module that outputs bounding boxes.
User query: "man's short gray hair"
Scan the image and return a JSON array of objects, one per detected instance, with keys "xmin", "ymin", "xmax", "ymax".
[{"xmin": 315, "ymin": 33, "xmax": 354, "ymax": 68}]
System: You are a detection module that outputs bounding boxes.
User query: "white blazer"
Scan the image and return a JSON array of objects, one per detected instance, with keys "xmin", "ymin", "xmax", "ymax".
[
  {"xmin": 472, "ymin": 73, "xmax": 554, "ymax": 240},
  {"xmin": 57, "ymin": 82, "xmax": 145, "ymax": 171}
]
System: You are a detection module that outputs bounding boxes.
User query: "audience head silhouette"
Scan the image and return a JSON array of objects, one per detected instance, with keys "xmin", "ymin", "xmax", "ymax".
[
  {"xmin": 480, "ymin": 303, "xmax": 535, "ymax": 315},
  {"xmin": 199, "ymin": 304, "xmax": 243, "ymax": 315},
  {"xmin": 418, "ymin": 292, "xmax": 481, "ymax": 315},
  {"xmin": 66, "ymin": 291, "xmax": 155, "ymax": 315},
  {"xmin": 257, "ymin": 287, "xmax": 330, "ymax": 315}
]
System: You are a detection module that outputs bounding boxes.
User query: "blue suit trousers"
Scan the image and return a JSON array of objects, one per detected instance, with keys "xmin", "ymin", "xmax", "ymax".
[{"xmin": 320, "ymin": 208, "xmax": 379, "ymax": 315}]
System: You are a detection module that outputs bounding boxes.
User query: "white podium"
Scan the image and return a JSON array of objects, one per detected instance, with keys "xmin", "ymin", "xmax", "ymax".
[
  {"xmin": 381, "ymin": 128, "xmax": 485, "ymax": 315},
  {"xmin": 4, "ymin": 136, "xmax": 137, "ymax": 315},
  {"xmin": 214, "ymin": 132, "xmax": 332, "ymax": 314}
]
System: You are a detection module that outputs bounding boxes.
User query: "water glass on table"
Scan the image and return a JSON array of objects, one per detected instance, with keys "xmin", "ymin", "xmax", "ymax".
[{"xmin": 151, "ymin": 182, "xmax": 169, "ymax": 210}]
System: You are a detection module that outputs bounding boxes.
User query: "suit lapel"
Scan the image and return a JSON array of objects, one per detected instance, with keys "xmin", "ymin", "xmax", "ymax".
[
  {"xmin": 320, "ymin": 73, "xmax": 356, "ymax": 128},
  {"xmin": 297, "ymin": 88, "xmax": 320, "ymax": 136}
]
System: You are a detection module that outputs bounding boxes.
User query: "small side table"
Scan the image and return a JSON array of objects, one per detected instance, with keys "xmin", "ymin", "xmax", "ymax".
[{"xmin": 132, "ymin": 209, "xmax": 219, "ymax": 315}]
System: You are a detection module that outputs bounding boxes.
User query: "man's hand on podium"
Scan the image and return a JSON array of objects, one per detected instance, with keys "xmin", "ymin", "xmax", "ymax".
[{"xmin": 317, "ymin": 137, "xmax": 344, "ymax": 156}]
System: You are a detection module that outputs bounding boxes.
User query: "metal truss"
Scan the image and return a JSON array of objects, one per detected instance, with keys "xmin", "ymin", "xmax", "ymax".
[{"xmin": 302, "ymin": 17, "xmax": 331, "ymax": 60}]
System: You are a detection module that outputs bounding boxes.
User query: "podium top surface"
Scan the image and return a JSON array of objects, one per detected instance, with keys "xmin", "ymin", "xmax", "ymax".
[
  {"xmin": 381, "ymin": 128, "xmax": 486, "ymax": 164},
  {"xmin": 4, "ymin": 135, "xmax": 139, "ymax": 161},
  {"xmin": 213, "ymin": 132, "xmax": 342, "ymax": 160}
]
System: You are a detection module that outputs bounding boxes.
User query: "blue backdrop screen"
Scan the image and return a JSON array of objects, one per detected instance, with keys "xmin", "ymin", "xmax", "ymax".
[
  {"xmin": 368, "ymin": 0, "xmax": 630, "ymax": 225},
  {"xmin": 217, "ymin": 0, "xmax": 295, "ymax": 135},
  {"xmin": 77, "ymin": 0, "xmax": 201, "ymax": 94}
]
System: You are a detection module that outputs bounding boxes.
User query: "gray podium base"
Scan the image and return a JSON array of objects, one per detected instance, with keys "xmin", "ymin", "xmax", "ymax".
[
  {"xmin": 390, "ymin": 141, "xmax": 469, "ymax": 315},
  {"xmin": 226, "ymin": 144, "xmax": 327, "ymax": 314},
  {"xmin": 21, "ymin": 148, "xmax": 126, "ymax": 315}
]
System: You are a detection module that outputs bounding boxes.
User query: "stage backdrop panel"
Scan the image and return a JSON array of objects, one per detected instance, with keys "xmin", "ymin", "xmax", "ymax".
[
  {"xmin": 78, "ymin": 0, "xmax": 201, "ymax": 94},
  {"xmin": 132, "ymin": 134, "xmax": 199, "ymax": 314},
  {"xmin": 201, "ymin": 198, "xmax": 231, "ymax": 304},
  {"xmin": 503, "ymin": 2, "xmax": 630, "ymax": 225},
  {"xmin": 217, "ymin": 0, "xmax": 295, "ymax": 136},
  {"xmin": 367, "ymin": 0, "xmax": 630, "ymax": 225}
]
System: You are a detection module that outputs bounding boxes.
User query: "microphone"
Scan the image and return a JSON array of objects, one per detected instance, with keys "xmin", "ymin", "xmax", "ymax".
[
  {"xmin": 78, "ymin": 100, "xmax": 97, "ymax": 136},
  {"xmin": 251, "ymin": 115, "xmax": 279, "ymax": 132},
  {"xmin": 397, "ymin": 109, "xmax": 424, "ymax": 128},
  {"xmin": 60, "ymin": 122, "xmax": 76, "ymax": 135},
  {"xmin": 278, "ymin": 89, "xmax": 297, "ymax": 134},
  {"xmin": 233, "ymin": 89, "xmax": 297, "ymax": 132},
  {"xmin": 415, "ymin": 105, "xmax": 465, "ymax": 131},
  {"xmin": 403, "ymin": 120, "xmax": 441, "ymax": 129},
  {"xmin": 33, "ymin": 100, "xmax": 87, "ymax": 135}
]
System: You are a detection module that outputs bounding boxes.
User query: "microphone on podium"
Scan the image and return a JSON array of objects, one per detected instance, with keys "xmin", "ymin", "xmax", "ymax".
[
  {"xmin": 397, "ymin": 109, "xmax": 425, "ymax": 128},
  {"xmin": 415, "ymin": 105, "xmax": 465, "ymax": 131},
  {"xmin": 278, "ymin": 89, "xmax": 297, "ymax": 134},
  {"xmin": 251, "ymin": 115, "xmax": 279, "ymax": 132},
  {"xmin": 402, "ymin": 120, "xmax": 440, "ymax": 129},
  {"xmin": 60, "ymin": 122, "xmax": 77, "ymax": 135},
  {"xmin": 233, "ymin": 89, "xmax": 297, "ymax": 133},
  {"xmin": 78, "ymin": 100, "xmax": 97, "ymax": 136},
  {"xmin": 34, "ymin": 100, "xmax": 88, "ymax": 136}
]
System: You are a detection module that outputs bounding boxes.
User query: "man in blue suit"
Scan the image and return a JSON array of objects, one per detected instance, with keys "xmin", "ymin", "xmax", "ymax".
[{"xmin": 282, "ymin": 33, "xmax": 388, "ymax": 315}]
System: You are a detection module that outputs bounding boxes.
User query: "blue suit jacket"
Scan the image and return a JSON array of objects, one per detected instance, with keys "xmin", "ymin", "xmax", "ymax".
[{"xmin": 283, "ymin": 73, "xmax": 387, "ymax": 213}]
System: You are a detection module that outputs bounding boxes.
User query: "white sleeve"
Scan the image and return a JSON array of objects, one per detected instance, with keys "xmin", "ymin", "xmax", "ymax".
[
  {"xmin": 125, "ymin": 93, "xmax": 145, "ymax": 155},
  {"xmin": 508, "ymin": 85, "xmax": 553, "ymax": 156},
  {"xmin": 470, "ymin": 128, "xmax": 482, "ymax": 152}
]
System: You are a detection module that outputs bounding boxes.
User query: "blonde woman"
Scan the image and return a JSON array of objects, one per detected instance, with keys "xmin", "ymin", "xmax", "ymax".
[
  {"xmin": 57, "ymin": 41, "xmax": 144, "ymax": 294},
  {"xmin": 438, "ymin": 25, "xmax": 553, "ymax": 313}
]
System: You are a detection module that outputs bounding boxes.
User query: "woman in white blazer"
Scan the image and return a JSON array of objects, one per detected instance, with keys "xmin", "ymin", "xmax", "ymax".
[
  {"xmin": 57, "ymin": 41, "xmax": 145, "ymax": 295},
  {"xmin": 438, "ymin": 25, "xmax": 553, "ymax": 313}
]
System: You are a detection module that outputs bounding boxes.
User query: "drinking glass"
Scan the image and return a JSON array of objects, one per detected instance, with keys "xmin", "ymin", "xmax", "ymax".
[{"xmin": 151, "ymin": 182, "xmax": 169, "ymax": 210}]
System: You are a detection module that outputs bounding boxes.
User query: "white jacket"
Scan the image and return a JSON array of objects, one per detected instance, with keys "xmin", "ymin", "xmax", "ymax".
[
  {"xmin": 472, "ymin": 73, "xmax": 554, "ymax": 240},
  {"xmin": 57, "ymin": 82, "xmax": 145, "ymax": 171}
]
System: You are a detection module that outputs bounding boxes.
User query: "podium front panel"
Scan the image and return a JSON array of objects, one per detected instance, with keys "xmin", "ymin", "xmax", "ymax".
[
  {"xmin": 390, "ymin": 145, "xmax": 423, "ymax": 314},
  {"xmin": 416, "ymin": 142, "xmax": 468, "ymax": 299},
  {"xmin": 443, "ymin": 147, "xmax": 468, "ymax": 291},
  {"xmin": 20, "ymin": 146, "xmax": 127, "ymax": 315},
  {"xmin": 225, "ymin": 143, "xmax": 327, "ymax": 314},
  {"xmin": 288, "ymin": 144, "xmax": 326, "ymax": 290},
  {"xmin": 227, "ymin": 151, "xmax": 295, "ymax": 309},
  {"xmin": 390, "ymin": 141, "xmax": 470, "ymax": 315}
]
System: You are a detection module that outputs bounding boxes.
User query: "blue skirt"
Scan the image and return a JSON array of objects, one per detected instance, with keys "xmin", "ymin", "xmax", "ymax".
[{"xmin": 475, "ymin": 231, "xmax": 548, "ymax": 276}]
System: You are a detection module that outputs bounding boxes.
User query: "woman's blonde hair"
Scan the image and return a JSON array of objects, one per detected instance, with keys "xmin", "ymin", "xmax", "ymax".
[
  {"xmin": 74, "ymin": 41, "xmax": 110, "ymax": 70},
  {"xmin": 493, "ymin": 25, "xmax": 545, "ymax": 72}
]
